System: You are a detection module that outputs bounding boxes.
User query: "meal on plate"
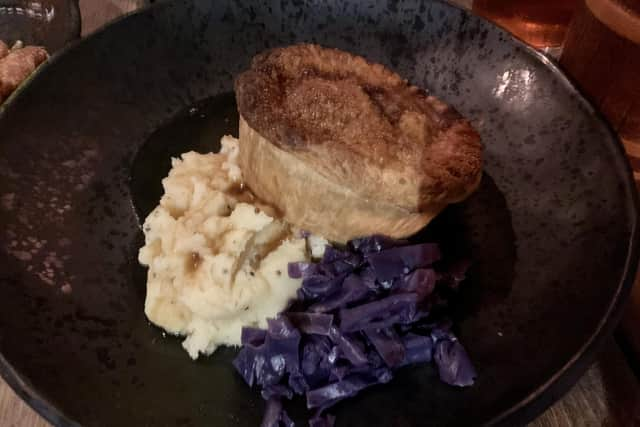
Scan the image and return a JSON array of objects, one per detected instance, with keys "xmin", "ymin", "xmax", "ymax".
[
  {"xmin": 0, "ymin": 40, "xmax": 48, "ymax": 104},
  {"xmin": 138, "ymin": 44, "xmax": 483, "ymax": 426}
]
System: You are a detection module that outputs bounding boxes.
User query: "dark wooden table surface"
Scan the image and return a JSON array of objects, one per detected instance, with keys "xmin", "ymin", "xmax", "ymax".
[{"xmin": 0, "ymin": 1, "xmax": 638, "ymax": 426}]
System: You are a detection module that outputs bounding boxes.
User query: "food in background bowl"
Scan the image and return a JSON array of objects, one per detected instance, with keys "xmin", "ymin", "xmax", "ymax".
[{"xmin": 0, "ymin": 40, "xmax": 48, "ymax": 103}]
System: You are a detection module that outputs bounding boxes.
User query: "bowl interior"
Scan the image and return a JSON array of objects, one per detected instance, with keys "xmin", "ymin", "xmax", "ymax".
[{"xmin": 0, "ymin": 1, "xmax": 637, "ymax": 426}]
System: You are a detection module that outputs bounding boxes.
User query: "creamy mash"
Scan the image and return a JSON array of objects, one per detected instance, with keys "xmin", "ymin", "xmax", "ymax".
[{"xmin": 138, "ymin": 136, "xmax": 309, "ymax": 359}]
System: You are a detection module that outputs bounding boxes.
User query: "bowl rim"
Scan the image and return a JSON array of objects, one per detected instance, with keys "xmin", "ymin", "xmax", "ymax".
[{"xmin": 0, "ymin": 1, "xmax": 638, "ymax": 426}]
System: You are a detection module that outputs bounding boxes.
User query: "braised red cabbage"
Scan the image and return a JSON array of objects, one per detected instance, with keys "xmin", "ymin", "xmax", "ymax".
[
  {"xmin": 434, "ymin": 338, "xmax": 477, "ymax": 387},
  {"xmin": 233, "ymin": 235, "xmax": 475, "ymax": 427}
]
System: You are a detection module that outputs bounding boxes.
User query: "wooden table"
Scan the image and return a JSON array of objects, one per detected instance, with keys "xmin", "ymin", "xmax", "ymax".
[{"xmin": 1, "ymin": 1, "xmax": 639, "ymax": 426}]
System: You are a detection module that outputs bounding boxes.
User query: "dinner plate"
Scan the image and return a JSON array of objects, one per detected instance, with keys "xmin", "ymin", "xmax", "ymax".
[{"xmin": 0, "ymin": 1, "xmax": 638, "ymax": 426}]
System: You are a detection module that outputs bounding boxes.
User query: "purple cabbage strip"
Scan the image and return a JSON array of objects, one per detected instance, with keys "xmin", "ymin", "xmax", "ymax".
[
  {"xmin": 434, "ymin": 338, "xmax": 477, "ymax": 387},
  {"xmin": 287, "ymin": 312, "xmax": 334, "ymax": 335},
  {"xmin": 366, "ymin": 243, "xmax": 441, "ymax": 282},
  {"xmin": 300, "ymin": 273, "xmax": 348, "ymax": 299},
  {"xmin": 266, "ymin": 317, "xmax": 301, "ymax": 375},
  {"xmin": 339, "ymin": 293, "xmax": 419, "ymax": 333},
  {"xmin": 301, "ymin": 336, "xmax": 333, "ymax": 388},
  {"xmin": 400, "ymin": 333, "xmax": 434, "ymax": 366},
  {"xmin": 306, "ymin": 368, "xmax": 393, "ymax": 409},
  {"xmin": 359, "ymin": 266, "xmax": 379, "ymax": 291},
  {"xmin": 348, "ymin": 235, "xmax": 407, "ymax": 254},
  {"xmin": 328, "ymin": 326, "xmax": 369, "ymax": 366},
  {"xmin": 318, "ymin": 256, "xmax": 362, "ymax": 277},
  {"xmin": 394, "ymin": 268, "xmax": 437, "ymax": 301},
  {"xmin": 364, "ymin": 327, "xmax": 406, "ymax": 368},
  {"xmin": 234, "ymin": 317, "xmax": 303, "ymax": 389},
  {"xmin": 288, "ymin": 372, "xmax": 309, "ymax": 395},
  {"xmin": 365, "ymin": 251, "xmax": 405, "ymax": 282},
  {"xmin": 254, "ymin": 353, "xmax": 285, "ymax": 388},
  {"xmin": 328, "ymin": 364, "xmax": 351, "ymax": 382},
  {"xmin": 232, "ymin": 345, "xmax": 260, "ymax": 387},
  {"xmin": 309, "ymin": 274, "xmax": 370, "ymax": 313}
]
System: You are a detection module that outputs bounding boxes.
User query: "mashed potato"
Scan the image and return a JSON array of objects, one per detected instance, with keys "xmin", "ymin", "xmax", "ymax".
[{"xmin": 138, "ymin": 136, "xmax": 309, "ymax": 359}]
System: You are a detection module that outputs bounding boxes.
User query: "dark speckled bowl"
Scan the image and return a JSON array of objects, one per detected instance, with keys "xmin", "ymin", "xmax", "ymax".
[{"xmin": 0, "ymin": 1, "xmax": 638, "ymax": 426}]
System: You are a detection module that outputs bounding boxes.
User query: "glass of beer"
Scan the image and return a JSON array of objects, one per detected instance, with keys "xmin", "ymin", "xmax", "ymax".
[
  {"xmin": 558, "ymin": 0, "xmax": 640, "ymax": 353},
  {"xmin": 472, "ymin": 0, "xmax": 578, "ymax": 51},
  {"xmin": 560, "ymin": 0, "xmax": 640, "ymax": 178}
]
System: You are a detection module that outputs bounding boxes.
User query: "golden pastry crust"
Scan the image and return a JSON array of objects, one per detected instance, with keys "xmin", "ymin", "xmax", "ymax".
[
  {"xmin": 238, "ymin": 117, "xmax": 449, "ymax": 242},
  {"xmin": 234, "ymin": 44, "xmax": 482, "ymax": 241}
]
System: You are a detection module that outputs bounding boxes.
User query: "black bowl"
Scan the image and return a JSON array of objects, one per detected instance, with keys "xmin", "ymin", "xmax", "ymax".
[
  {"xmin": 0, "ymin": 1, "xmax": 638, "ymax": 426},
  {"xmin": 0, "ymin": 0, "xmax": 80, "ymax": 52}
]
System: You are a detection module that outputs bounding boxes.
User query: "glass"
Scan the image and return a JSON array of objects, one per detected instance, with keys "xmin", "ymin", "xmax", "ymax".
[
  {"xmin": 473, "ymin": 0, "xmax": 579, "ymax": 50},
  {"xmin": 560, "ymin": 0, "xmax": 640, "ymax": 160},
  {"xmin": 559, "ymin": 0, "xmax": 640, "ymax": 355}
]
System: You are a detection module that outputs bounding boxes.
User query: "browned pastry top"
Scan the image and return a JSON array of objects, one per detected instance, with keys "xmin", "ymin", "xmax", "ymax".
[{"xmin": 235, "ymin": 44, "xmax": 482, "ymax": 211}]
